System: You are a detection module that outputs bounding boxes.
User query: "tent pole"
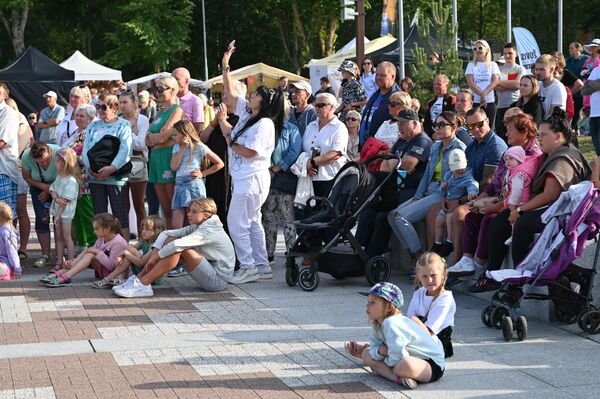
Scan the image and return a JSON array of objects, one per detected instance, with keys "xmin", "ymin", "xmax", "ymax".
[
  {"xmin": 452, "ymin": 0, "xmax": 458, "ymax": 52},
  {"xmin": 557, "ymin": 0, "xmax": 563, "ymax": 52},
  {"xmin": 398, "ymin": 0, "xmax": 405, "ymax": 79},
  {"xmin": 201, "ymin": 0, "xmax": 209, "ymax": 82}
]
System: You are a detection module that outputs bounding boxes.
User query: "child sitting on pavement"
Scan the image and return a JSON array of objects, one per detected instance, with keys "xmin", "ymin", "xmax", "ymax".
[{"xmin": 432, "ymin": 149, "xmax": 479, "ymax": 257}]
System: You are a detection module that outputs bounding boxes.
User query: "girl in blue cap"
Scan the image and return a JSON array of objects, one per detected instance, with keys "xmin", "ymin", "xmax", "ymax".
[{"xmin": 345, "ymin": 281, "xmax": 445, "ymax": 389}]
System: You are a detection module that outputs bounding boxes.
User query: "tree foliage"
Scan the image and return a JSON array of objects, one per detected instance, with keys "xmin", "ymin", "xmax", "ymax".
[{"xmin": 0, "ymin": 0, "xmax": 30, "ymax": 57}]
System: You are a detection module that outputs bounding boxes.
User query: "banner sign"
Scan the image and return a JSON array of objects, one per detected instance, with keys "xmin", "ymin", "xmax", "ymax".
[
  {"xmin": 513, "ymin": 27, "xmax": 541, "ymax": 73},
  {"xmin": 381, "ymin": 0, "xmax": 397, "ymax": 36}
]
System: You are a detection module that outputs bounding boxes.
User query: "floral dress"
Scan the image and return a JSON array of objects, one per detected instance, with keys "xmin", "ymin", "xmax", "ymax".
[
  {"xmin": 339, "ymin": 79, "xmax": 367, "ymax": 123},
  {"xmin": 69, "ymin": 129, "xmax": 96, "ymax": 246}
]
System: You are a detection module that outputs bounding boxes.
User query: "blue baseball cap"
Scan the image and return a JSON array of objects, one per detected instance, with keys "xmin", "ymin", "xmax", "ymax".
[{"xmin": 367, "ymin": 282, "xmax": 404, "ymax": 309}]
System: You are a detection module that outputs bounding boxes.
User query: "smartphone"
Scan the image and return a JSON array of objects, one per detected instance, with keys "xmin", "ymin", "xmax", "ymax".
[{"xmin": 228, "ymin": 40, "xmax": 236, "ymax": 50}]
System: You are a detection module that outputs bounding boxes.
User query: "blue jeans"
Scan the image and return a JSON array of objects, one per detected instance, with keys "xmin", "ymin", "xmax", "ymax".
[
  {"xmin": 591, "ymin": 117, "xmax": 600, "ymax": 156},
  {"xmin": 30, "ymin": 185, "xmax": 51, "ymax": 233}
]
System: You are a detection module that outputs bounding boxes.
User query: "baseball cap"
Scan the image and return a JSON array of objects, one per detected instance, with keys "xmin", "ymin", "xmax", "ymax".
[
  {"xmin": 393, "ymin": 109, "xmax": 419, "ymax": 122},
  {"xmin": 448, "ymin": 148, "xmax": 468, "ymax": 171},
  {"xmin": 290, "ymin": 81, "xmax": 312, "ymax": 95},
  {"xmin": 43, "ymin": 91, "xmax": 57, "ymax": 98},
  {"xmin": 367, "ymin": 282, "xmax": 404, "ymax": 309}
]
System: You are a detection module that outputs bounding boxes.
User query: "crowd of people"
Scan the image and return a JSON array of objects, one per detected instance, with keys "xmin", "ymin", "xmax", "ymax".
[{"xmin": 0, "ymin": 37, "xmax": 599, "ymax": 389}]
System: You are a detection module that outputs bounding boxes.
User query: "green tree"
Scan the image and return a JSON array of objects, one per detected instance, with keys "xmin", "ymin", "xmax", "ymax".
[
  {"xmin": 0, "ymin": 0, "xmax": 30, "ymax": 57},
  {"xmin": 99, "ymin": 0, "xmax": 194, "ymax": 73}
]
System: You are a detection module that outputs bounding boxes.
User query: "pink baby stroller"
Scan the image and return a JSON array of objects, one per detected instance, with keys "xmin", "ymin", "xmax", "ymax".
[{"xmin": 480, "ymin": 181, "xmax": 600, "ymax": 341}]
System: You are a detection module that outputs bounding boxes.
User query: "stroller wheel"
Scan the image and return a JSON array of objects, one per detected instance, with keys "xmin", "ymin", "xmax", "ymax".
[
  {"xmin": 555, "ymin": 306, "xmax": 578, "ymax": 324},
  {"xmin": 285, "ymin": 264, "xmax": 299, "ymax": 287},
  {"xmin": 491, "ymin": 307, "xmax": 509, "ymax": 330},
  {"xmin": 298, "ymin": 268, "xmax": 320, "ymax": 292},
  {"xmin": 581, "ymin": 311, "xmax": 600, "ymax": 334},
  {"xmin": 364, "ymin": 256, "xmax": 391, "ymax": 286},
  {"xmin": 577, "ymin": 307, "xmax": 594, "ymax": 331},
  {"xmin": 481, "ymin": 305, "xmax": 494, "ymax": 327},
  {"xmin": 501, "ymin": 316, "xmax": 513, "ymax": 341},
  {"xmin": 515, "ymin": 316, "xmax": 528, "ymax": 341}
]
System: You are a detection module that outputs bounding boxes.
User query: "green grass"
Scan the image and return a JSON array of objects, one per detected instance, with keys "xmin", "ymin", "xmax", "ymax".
[{"xmin": 577, "ymin": 135, "xmax": 596, "ymax": 162}]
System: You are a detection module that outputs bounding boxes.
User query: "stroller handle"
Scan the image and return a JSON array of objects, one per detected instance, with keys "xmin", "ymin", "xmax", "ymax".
[{"xmin": 363, "ymin": 153, "xmax": 399, "ymax": 166}]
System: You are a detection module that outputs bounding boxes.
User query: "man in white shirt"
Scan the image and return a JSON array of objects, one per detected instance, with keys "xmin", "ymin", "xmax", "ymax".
[
  {"xmin": 0, "ymin": 83, "xmax": 20, "ymax": 218},
  {"xmin": 534, "ymin": 54, "xmax": 567, "ymax": 116},
  {"xmin": 582, "ymin": 66, "xmax": 600, "ymax": 155},
  {"xmin": 495, "ymin": 43, "xmax": 526, "ymax": 140}
]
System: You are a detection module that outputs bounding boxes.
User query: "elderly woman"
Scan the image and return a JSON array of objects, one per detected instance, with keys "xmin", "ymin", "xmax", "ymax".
[
  {"xmin": 373, "ymin": 91, "xmax": 411, "ymax": 148},
  {"xmin": 388, "ymin": 112, "xmax": 465, "ymax": 264},
  {"xmin": 470, "ymin": 109, "xmax": 590, "ymax": 292},
  {"xmin": 145, "ymin": 76, "xmax": 183, "ymax": 229},
  {"xmin": 219, "ymin": 46, "xmax": 286, "ymax": 284},
  {"xmin": 83, "ymin": 94, "xmax": 133, "ymax": 240},
  {"xmin": 56, "ymin": 85, "xmax": 91, "ymax": 147},
  {"xmin": 345, "ymin": 110, "xmax": 361, "ymax": 162},
  {"xmin": 68, "ymin": 104, "xmax": 97, "ymax": 248},
  {"xmin": 21, "ymin": 142, "xmax": 60, "ymax": 267},
  {"xmin": 510, "ymin": 75, "xmax": 544, "ymax": 125},
  {"xmin": 466, "ymin": 39, "xmax": 500, "ymax": 128},
  {"xmin": 119, "ymin": 90, "xmax": 150, "ymax": 234},
  {"xmin": 336, "ymin": 60, "xmax": 367, "ymax": 123},
  {"xmin": 447, "ymin": 111, "xmax": 541, "ymax": 281}
]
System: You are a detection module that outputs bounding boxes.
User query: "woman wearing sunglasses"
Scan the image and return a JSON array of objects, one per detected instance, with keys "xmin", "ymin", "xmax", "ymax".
[
  {"xmin": 219, "ymin": 45, "xmax": 286, "ymax": 284},
  {"xmin": 345, "ymin": 110, "xmax": 361, "ymax": 162},
  {"xmin": 145, "ymin": 76, "xmax": 184, "ymax": 229},
  {"xmin": 373, "ymin": 91, "xmax": 411, "ymax": 149},
  {"xmin": 359, "ymin": 58, "xmax": 377, "ymax": 99},
  {"xmin": 465, "ymin": 39, "xmax": 500, "ymax": 129},
  {"xmin": 82, "ymin": 94, "xmax": 133, "ymax": 240}
]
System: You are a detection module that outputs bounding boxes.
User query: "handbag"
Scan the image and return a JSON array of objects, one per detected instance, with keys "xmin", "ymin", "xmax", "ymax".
[
  {"xmin": 87, "ymin": 135, "xmax": 132, "ymax": 177},
  {"xmin": 130, "ymin": 155, "xmax": 146, "ymax": 178},
  {"xmin": 271, "ymin": 170, "xmax": 298, "ymax": 195}
]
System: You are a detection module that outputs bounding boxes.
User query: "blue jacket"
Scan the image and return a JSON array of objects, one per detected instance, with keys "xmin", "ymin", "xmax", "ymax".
[
  {"xmin": 442, "ymin": 168, "xmax": 479, "ymax": 200},
  {"xmin": 359, "ymin": 84, "xmax": 401, "ymax": 144},
  {"xmin": 271, "ymin": 122, "xmax": 302, "ymax": 171},
  {"xmin": 415, "ymin": 137, "xmax": 466, "ymax": 199}
]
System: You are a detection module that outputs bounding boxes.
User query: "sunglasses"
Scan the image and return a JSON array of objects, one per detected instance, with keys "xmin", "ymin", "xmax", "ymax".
[
  {"xmin": 388, "ymin": 102, "xmax": 402, "ymax": 108},
  {"xmin": 466, "ymin": 120, "xmax": 486, "ymax": 130},
  {"xmin": 474, "ymin": 46, "xmax": 485, "ymax": 51},
  {"xmin": 363, "ymin": 61, "xmax": 371, "ymax": 65},
  {"xmin": 95, "ymin": 104, "xmax": 114, "ymax": 111},
  {"xmin": 154, "ymin": 86, "xmax": 170, "ymax": 94},
  {"xmin": 346, "ymin": 117, "xmax": 359, "ymax": 122},
  {"xmin": 314, "ymin": 103, "xmax": 331, "ymax": 108},
  {"xmin": 432, "ymin": 121, "xmax": 454, "ymax": 129}
]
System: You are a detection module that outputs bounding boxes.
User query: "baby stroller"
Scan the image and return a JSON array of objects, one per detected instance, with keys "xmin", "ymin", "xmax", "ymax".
[
  {"xmin": 480, "ymin": 181, "xmax": 600, "ymax": 341},
  {"xmin": 285, "ymin": 154, "xmax": 403, "ymax": 291}
]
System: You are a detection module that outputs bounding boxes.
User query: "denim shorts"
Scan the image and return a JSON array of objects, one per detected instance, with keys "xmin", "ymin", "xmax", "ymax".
[{"xmin": 172, "ymin": 176, "xmax": 206, "ymax": 209}]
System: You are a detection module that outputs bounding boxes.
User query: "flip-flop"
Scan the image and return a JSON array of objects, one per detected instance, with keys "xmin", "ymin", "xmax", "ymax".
[
  {"xmin": 45, "ymin": 272, "xmax": 72, "ymax": 288},
  {"xmin": 344, "ymin": 342, "xmax": 364, "ymax": 361},
  {"xmin": 18, "ymin": 250, "xmax": 27, "ymax": 260}
]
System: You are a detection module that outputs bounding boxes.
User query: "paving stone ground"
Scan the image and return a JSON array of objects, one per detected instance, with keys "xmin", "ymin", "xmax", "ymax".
[{"xmin": 3, "ymin": 208, "xmax": 600, "ymax": 398}]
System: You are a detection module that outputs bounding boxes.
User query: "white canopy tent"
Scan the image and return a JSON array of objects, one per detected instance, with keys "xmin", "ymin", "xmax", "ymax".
[
  {"xmin": 127, "ymin": 72, "xmax": 203, "ymax": 93},
  {"xmin": 60, "ymin": 51, "xmax": 122, "ymax": 81}
]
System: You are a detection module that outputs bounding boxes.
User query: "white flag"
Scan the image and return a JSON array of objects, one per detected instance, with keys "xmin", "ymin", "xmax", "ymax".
[{"xmin": 512, "ymin": 27, "xmax": 541, "ymax": 74}]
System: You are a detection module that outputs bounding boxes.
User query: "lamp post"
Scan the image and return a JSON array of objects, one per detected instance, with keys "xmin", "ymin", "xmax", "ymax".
[
  {"xmin": 398, "ymin": 0, "xmax": 405, "ymax": 79},
  {"xmin": 201, "ymin": 0, "xmax": 209, "ymax": 81}
]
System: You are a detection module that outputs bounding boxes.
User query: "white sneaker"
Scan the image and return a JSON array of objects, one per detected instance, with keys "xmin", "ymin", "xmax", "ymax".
[
  {"xmin": 448, "ymin": 257, "xmax": 476, "ymax": 276},
  {"xmin": 112, "ymin": 274, "xmax": 136, "ymax": 292},
  {"xmin": 256, "ymin": 265, "xmax": 273, "ymax": 279},
  {"xmin": 229, "ymin": 268, "xmax": 260, "ymax": 284},
  {"xmin": 114, "ymin": 277, "xmax": 154, "ymax": 298}
]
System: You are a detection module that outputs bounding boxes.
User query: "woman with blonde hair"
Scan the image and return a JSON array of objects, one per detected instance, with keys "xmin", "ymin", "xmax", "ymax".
[
  {"xmin": 373, "ymin": 91, "xmax": 411, "ymax": 148},
  {"xmin": 510, "ymin": 75, "xmax": 544, "ymax": 125},
  {"xmin": 465, "ymin": 39, "xmax": 500, "ymax": 127},
  {"xmin": 145, "ymin": 76, "xmax": 184, "ymax": 228}
]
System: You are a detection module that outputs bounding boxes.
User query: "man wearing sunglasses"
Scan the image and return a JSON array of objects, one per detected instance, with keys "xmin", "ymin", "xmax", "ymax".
[{"xmin": 423, "ymin": 74, "xmax": 456, "ymax": 137}]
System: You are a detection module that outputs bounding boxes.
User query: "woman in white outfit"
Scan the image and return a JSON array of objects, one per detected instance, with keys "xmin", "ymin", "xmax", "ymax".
[{"xmin": 218, "ymin": 45, "xmax": 285, "ymax": 284}]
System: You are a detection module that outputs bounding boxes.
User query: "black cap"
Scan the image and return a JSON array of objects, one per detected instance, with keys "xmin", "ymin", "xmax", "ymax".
[{"xmin": 393, "ymin": 109, "xmax": 419, "ymax": 122}]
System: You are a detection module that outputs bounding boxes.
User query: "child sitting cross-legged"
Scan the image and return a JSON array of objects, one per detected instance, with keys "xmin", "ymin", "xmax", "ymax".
[
  {"xmin": 92, "ymin": 215, "xmax": 165, "ymax": 288},
  {"xmin": 42, "ymin": 213, "xmax": 128, "ymax": 287},
  {"xmin": 431, "ymin": 149, "xmax": 479, "ymax": 257}
]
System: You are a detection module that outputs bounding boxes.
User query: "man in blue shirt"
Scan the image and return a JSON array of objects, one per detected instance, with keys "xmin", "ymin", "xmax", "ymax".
[
  {"xmin": 359, "ymin": 61, "xmax": 401, "ymax": 145},
  {"xmin": 37, "ymin": 91, "xmax": 65, "ymax": 144}
]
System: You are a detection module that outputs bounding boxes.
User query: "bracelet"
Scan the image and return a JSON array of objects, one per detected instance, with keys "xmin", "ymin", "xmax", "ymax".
[{"xmin": 223, "ymin": 66, "xmax": 230, "ymax": 72}]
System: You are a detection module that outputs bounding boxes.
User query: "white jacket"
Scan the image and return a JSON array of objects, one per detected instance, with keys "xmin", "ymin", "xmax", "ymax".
[{"xmin": 291, "ymin": 152, "xmax": 314, "ymax": 208}]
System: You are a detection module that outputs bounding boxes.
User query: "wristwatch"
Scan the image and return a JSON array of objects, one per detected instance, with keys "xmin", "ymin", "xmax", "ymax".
[{"xmin": 516, "ymin": 207, "xmax": 524, "ymax": 215}]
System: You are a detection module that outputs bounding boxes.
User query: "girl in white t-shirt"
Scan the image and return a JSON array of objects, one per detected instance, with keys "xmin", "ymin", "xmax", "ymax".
[
  {"xmin": 407, "ymin": 252, "xmax": 456, "ymax": 358},
  {"xmin": 465, "ymin": 39, "xmax": 500, "ymax": 127}
]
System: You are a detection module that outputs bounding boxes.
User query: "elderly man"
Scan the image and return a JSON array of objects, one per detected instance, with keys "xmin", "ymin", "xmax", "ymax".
[
  {"xmin": 0, "ymin": 84, "xmax": 19, "ymax": 219},
  {"xmin": 172, "ymin": 67, "xmax": 204, "ymax": 132},
  {"xmin": 356, "ymin": 109, "xmax": 432, "ymax": 258},
  {"xmin": 423, "ymin": 74, "xmax": 456, "ymax": 137},
  {"xmin": 359, "ymin": 61, "xmax": 401, "ymax": 145},
  {"xmin": 288, "ymin": 81, "xmax": 317, "ymax": 137},
  {"xmin": 37, "ymin": 91, "xmax": 65, "ymax": 144}
]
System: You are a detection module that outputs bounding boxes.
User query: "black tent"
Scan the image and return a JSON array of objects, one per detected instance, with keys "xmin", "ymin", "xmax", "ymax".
[{"xmin": 0, "ymin": 47, "xmax": 75, "ymax": 115}]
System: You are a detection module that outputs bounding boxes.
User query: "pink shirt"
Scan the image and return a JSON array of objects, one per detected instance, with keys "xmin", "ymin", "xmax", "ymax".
[
  {"xmin": 94, "ymin": 234, "xmax": 128, "ymax": 270},
  {"xmin": 179, "ymin": 91, "xmax": 204, "ymax": 124}
]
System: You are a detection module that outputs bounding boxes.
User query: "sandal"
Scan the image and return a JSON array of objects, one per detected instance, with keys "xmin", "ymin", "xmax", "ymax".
[
  {"xmin": 45, "ymin": 272, "xmax": 72, "ymax": 287},
  {"xmin": 108, "ymin": 277, "xmax": 125, "ymax": 286},
  {"xmin": 18, "ymin": 250, "xmax": 27, "ymax": 260},
  {"xmin": 396, "ymin": 376, "xmax": 417, "ymax": 390},
  {"xmin": 344, "ymin": 342, "xmax": 367, "ymax": 361},
  {"xmin": 92, "ymin": 278, "xmax": 111, "ymax": 289},
  {"xmin": 34, "ymin": 255, "xmax": 50, "ymax": 268},
  {"xmin": 39, "ymin": 272, "xmax": 58, "ymax": 284}
]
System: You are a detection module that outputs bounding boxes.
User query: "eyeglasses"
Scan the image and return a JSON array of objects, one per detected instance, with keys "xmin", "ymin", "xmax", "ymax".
[
  {"xmin": 346, "ymin": 117, "xmax": 359, "ymax": 122},
  {"xmin": 154, "ymin": 86, "xmax": 170, "ymax": 94},
  {"xmin": 432, "ymin": 121, "xmax": 454, "ymax": 129},
  {"xmin": 314, "ymin": 103, "xmax": 331, "ymax": 108},
  {"xmin": 388, "ymin": 102, "xmax": 402, "ymax": 108},
  {"xmin": 362, "ymin": 61, "xmax": 371, "ymax": 65},
  {"xmin": 474, "ymin": 46, "xmax": 485, "ymax": 51},
  {"xmin": 466, "ymin": 120, "xmax": 486, "ymax": 130}
]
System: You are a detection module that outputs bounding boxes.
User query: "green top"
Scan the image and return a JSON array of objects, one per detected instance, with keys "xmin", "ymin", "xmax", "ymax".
[
  {"xmin": 432, "ymin": 150, "xmax": 443, "ymax": 182},
  {"xmin": 139, "ymin": 240, "xmax": 153, "ymax": 256},
  {"xmin": 149, "ymin": 104, "xmax": 180, "ymax": 134},
  {"xmin": 21, "ymin": 143, "xmax": 61, "ymax": 183}
]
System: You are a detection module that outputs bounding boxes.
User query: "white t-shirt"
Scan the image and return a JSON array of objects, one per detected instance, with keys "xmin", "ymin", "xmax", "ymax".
[
  {"xmin": 538, "ymin": 79, "xmax": 567, "ymax": 116},
  {"xmin": 406, "ymin": 288, "xmax": 456, "ymax": 335},
  {"xmin": 229, "ymin": 98, "xmax": 275, "ymax": 180},
  {"xmin": 465, "ymin": 61, "xmax": 501, "ymax": 104},
  {"xmin": 589, "ymin": 67, "xmax": 600, "ymax": 118},
  {"xmin": 429, "ymin": 97, "xmax": 444, "ymax": 126},
  {"xmin": 302, "ymin": 117, "xmax": 348, "ymax": 181},
  {"xmin": 56, "ymin": 106, "xmax": 78, "ymax": 147},
  {"xmin": 374, "ymin": 120, "xmax": 399, "ymax": 149}
]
